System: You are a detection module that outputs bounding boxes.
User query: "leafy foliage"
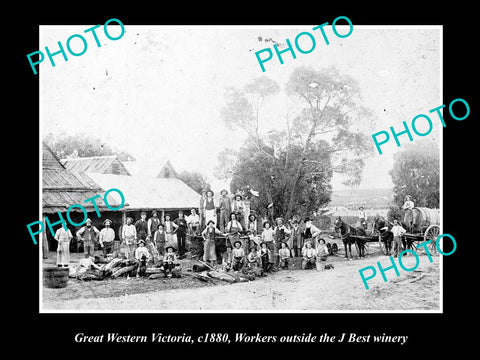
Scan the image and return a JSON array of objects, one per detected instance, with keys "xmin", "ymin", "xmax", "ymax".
[
  {"xmin": 218, "ymin": 67, "xmax": 374, "ymax": 220},
  {"xmin": 43, "ymin": 132, "xmax": 134, "ymax": 161},
  {"xmin": 389, "ymin": 141, "xmax": 440, "ymax": 208},
  {"xmin": 177, "ymin": 170, "xmax": 211, "ymax": 195}
]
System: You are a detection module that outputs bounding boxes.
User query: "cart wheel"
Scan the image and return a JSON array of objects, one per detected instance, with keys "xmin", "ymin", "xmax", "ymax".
[{"xmin": 424, "ymin": 225, "xmax": 441, "ymax": 254}]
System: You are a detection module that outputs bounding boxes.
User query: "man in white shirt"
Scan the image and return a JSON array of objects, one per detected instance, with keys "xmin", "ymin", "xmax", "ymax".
[
  {"xmin": 121, "ymin": 217, "xmax": 137, "ymax": 259},
  {"xmin": 391, "ymin": 219, "xmax": 406, "ymax": 257},
  {"xmin": 99, "ymin": 219, "xmax": 115, "ymax": 257},
  {"xmin": 187, "ymin": 208, "xmax": 201, "ymax": 235}
]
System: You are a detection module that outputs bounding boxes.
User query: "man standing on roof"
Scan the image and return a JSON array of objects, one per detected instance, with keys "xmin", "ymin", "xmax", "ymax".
[{"xmin": 76, "ymin": 218, "xmax": 100, "ymax": 257}]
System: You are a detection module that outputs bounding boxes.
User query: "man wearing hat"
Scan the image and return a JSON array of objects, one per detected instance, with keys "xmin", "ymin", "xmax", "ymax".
[
  {"xmin": 303, "ymin": 217, "xmax": 321, "ymax": 248},
  {"xmin": 76, "ymin": 218, "xmax": 100, "ymax": 257},
  {"xmin": 401, "ymin": 195, "xmax": 415, "ymax": 225},
  {"xmin": 231, "ymin": 193, "xmax": 245, "ymax": 227},
  {"xmin": 147, "ymin": 210, "xmax": 161, "ymax": 239},
  {"xmin": 135, "ymin": 211, "xmax": 149, "ymax": 241},
  {"xmin": 273, "ymin": 218, "xmax": 290, "ymax": 268},
  {"xmin": 134, "ymin": 240, "xmax": 151, "ymax": 277},
  {"xmin": 218, "ymin": 189, "xmax": 231, "ymax": 232},
  {"xmin": 288, "ymin": 219, "xmax": 303, "ymax": 257},
  {"xmin": 121, "ymin": 216, "xmax": 137, "ymax": 259},
  {"xmin": 99, "ymin": 219, "xmax": 115, "ymax": 257},
  {"xmin": 204, "ymin": 190, "xmax": 216, "ymax": 228},
  {"xmin": 201, "ymin": 219, "xmax": 225, "ymax": 267}
]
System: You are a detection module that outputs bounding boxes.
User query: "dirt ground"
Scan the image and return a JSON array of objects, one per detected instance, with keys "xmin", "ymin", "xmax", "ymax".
[{"xmin": 42, "ymin": 237, "xmax": 440, "ymax": 312}]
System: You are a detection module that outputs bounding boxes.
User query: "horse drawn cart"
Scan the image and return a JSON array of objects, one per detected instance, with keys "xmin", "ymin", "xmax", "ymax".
[{"xmin": 402, "ymin": 207, "xmax": 441, "ymax": 253}]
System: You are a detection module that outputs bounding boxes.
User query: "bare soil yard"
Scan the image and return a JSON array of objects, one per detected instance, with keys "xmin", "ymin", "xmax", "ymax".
[{"xmin": 42, "ymin": 239, "xmax": 440, "ymax": 312}]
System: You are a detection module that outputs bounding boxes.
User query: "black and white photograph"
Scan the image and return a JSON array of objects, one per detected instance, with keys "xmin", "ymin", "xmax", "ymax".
[
  {"xmin": 13, "ymin": 5, "xmax": 476, "ymax": 355},
  {"xmin": 38, "ymin": 24, "xmax": 443, "ymax": 312}
]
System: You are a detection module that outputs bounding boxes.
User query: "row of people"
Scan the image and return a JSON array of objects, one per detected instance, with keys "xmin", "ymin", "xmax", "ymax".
[{"xmin": 200, "ymin": 215, "xmax": 327, "ymax": 271}]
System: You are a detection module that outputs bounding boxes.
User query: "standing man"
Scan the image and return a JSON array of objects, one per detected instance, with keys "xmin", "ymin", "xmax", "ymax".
[
  {"xmin": 147, "ymin": 210, "xmax": 161, "ymax": 240},
  {"xmin": 174, "ymin": 211, "xmax": 188, "ymax": 258},
  {"xmin": 54, "ymin": 225, "xmax": 73, "ymax": 267},
  {"xmin": 76, "ymin": 218, "xmax": 99, "ymax": 258},
  {"xmin": 273, "ymin": 217, "xmax": 290, "ymax": 268},
  {"xmin": 303, "ymin": 217, "xmax": 321, "ymax": 248},
  {"xmin": 135, "ymin": 211, "xmax": 149, "ymax": 241},
  {"xmin": 99, "ymin": 219, "xmax": 115, "ymax": 258},
  {"xmin": 231, "ymin": 194, "xmax": 245, "ymax": 228},
  {"xmin": 391, "ymin": 219, "xmax": 406, "ymax": 257},
  {"xmin": 204, "ymin": 190, "xmax": 216, "ymax": 227},
  {"xmin": 218, "ymin": 189, "xmax": 231, "ymax": 232},
  {"xmin": 199, "ymin": 189, "xmax": 207, "ymax": 230},
  {"xmin": 288, "ymin": 219, "xmax": 303, "ymax": 257},
  {"xmin": 121, "ymin": 216, "xmax": 137, "ymax": 259}
]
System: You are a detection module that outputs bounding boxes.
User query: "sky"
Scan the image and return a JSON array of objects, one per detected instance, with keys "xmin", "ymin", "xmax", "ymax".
[{"xmin": 40, "ymin": 24, "xmax": 442, "ymax": 192}]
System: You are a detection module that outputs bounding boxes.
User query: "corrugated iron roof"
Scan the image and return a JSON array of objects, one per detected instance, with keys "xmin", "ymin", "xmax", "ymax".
[{"xmin": 85, "ymin": 172, "xmax": 200, "ymax": 210}]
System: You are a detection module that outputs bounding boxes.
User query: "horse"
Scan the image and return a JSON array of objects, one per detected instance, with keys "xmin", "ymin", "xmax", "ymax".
[
  {"xmin": 372, "ymin": 216, "xmax": 393, "ymax": 256},
  {"xmin": 334, "ymin": 217, "xmax": 367, "ymax": 259}
]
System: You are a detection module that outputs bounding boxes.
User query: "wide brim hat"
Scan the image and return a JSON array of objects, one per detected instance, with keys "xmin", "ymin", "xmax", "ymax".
[
  {"xmin": 248, "ymin": 214, "xmax": 257, "ymax": 220},
  {"xmin": 206, "ymin": 220, "xmax": 215, "ymax": 226},
  {"xmin": 220, "ymin": 189, "xmax": 228, "ymax": 195},
  {"xmin": 359, "ymin": 207, "xmax": 364, "ymax": 210},
  {"xmin": 141, "ymin": 211, "xmax": 147, "ymax": 216},
  {"xmin": 304, "ymin": 240, "xmax": 313, "ymax": 247},
  {"xmin": 206, "ymin": 189, "xmax": 214, "ymax": 196},
  {"xmin": 249, "ymin": 245, "xmax": 258, "ymax": 251},
  {"xmin": 138, "ymin": 239, "xmax": 146, "ymax": 245},
  {"xmin": 126, "ymin": 217, "xmax": 133, "ymax": 222},
  {"xmin": 303, "ymin": 217, "xmax": 311, "ymax": 223},
  {"xmin": 233, "ymin": 240, "xmax": 242, "ymax": 247},
  {"xmin": 405, "ymin": 195, "xmax": 412, "ymax": 200},
  {"xmin": 259, "ymin": 241, "xmax": 268, "ymax": 248},
  {"xmin": 234, "ymin": 193, "xmax": 243, "ymax": 200},
  {"xmin": 291, "ymin": 219, "xmax": 299, "ymax": 224},
  {"xmin": 103, "ymin": 219, "xmax": 112, "ymax": 226},
  {"xmin": 275, "ymin": 217, "xmax": 285, "ymax": 224},
  {"xmin": 262, "ymin": 221, "xmax": 271, "ymax": 228},
  {"xmin": 280, "ymin": 241, "xmax": 289, "ymax": 248},
  {"xmin": 165, "ymin": 246, "xmax": 175, "ymax": 252}
]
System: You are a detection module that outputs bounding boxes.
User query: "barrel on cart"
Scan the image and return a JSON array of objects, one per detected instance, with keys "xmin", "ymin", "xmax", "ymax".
[{"xmin": 403, "ymin": 207, "xmax": 440, "ymax": 253}]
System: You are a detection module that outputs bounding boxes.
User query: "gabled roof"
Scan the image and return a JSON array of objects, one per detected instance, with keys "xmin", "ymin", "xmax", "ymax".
[
  {"xmin": 123, "ymin": 159, "xmax": 178, "ymax": 179},
  {"xmin": 42, "ymin": 143, "xmax": 122, "ymax": 213},
  {"xmin": 61, "ymin": 155, "xmax": 131, "ymax": 176}
]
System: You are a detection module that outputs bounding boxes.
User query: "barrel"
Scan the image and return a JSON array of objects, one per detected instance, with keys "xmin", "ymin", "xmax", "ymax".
[
  {"xmin": 415, "ymin": 207, "xmax": 440, "ymax": 227},
  {"xmin": 43, "ymin": 267, "xmax": 69, "ymax": 288}
]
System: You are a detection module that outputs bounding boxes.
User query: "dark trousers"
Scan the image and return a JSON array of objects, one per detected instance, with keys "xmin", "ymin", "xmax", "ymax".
[
  {"xmin": 177, "ymin": 231, "xmax": 186, "ymax": 256},
  {"xmin": 102, "ymin": 241, "xmax": 113, "ymax": 256}
]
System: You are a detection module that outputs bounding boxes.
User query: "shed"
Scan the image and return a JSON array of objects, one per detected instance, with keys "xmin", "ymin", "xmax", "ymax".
[{"xmin": 42, "ymin": 143, "xmax": 123, "ymax": 256}]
